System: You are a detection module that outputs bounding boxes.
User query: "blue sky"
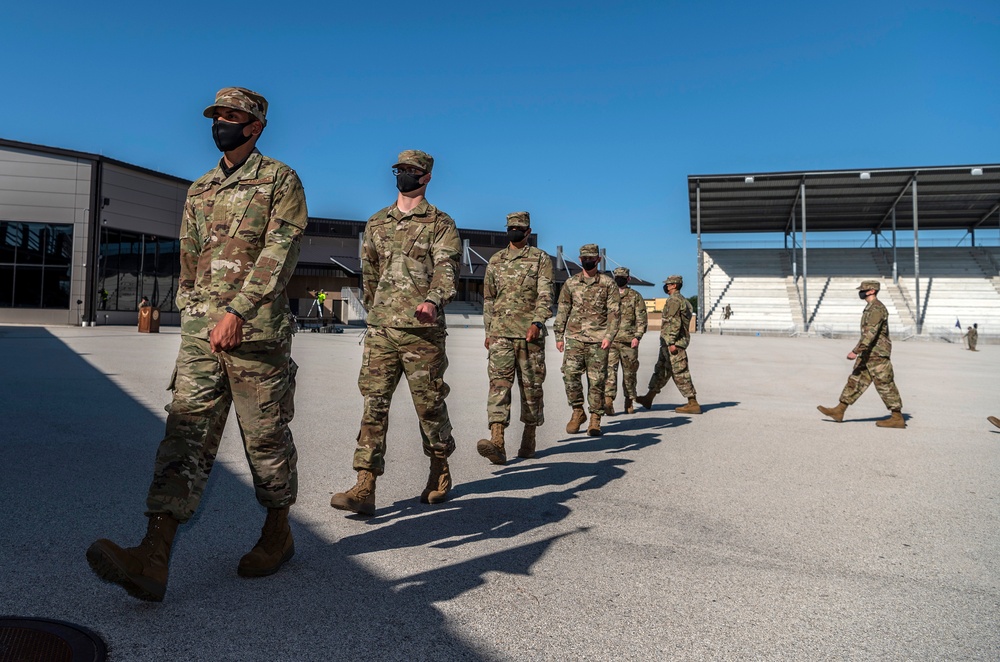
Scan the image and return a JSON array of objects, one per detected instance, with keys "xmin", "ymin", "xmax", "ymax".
[{"xmin": 2, "ymin": 1, "xmax": 998, "ymax": 297}]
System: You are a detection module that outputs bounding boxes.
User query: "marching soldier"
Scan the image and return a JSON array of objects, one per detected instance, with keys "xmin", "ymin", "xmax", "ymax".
[
  {"xmin": 330, "ymin": 150, "xmax": 461, "ymax": 517},
  {"xmin": 636, "ymin": 275, "xmax": 701, "ymax": 414},
  {"xmin": 477, "ymin": 211, "xmax": 554, "ymax": 464},
  {"xmin": 553, "ymin": 244, "xmax": 620, "ymax": 437},
  {"xmin": 87, "ymin": 87, "xmax": 308, "ymax": 601},
  {"xmin": 604, "ymin": 267, "xmax": 647, "ymax": 415},
  {"xmin": 818, "ymin": 280, "xmax": 906, "ymax": 428}
]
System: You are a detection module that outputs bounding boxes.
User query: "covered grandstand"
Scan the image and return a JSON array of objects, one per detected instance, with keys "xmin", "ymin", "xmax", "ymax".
[{"xmin": 689, "ymin": 165, "xmax": 1000, "ymax": 339}]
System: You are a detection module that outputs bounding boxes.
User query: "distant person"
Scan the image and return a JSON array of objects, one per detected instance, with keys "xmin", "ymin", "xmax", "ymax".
[
  {"xmin": 964, "ymin": 323, "xmax": 978, "ymax": 351},
  {"xmin": 723, "ymin": 304, "xmax": 733, "ymax": 320},
  {"xmin": 315, "ymin": 289, "xmax": 327, "ymax": 320},
  {"xmin": 139, "ymin": 296, "xmax": 151, "ymax": 308},
  {"xmin": 330, "ymin": 150, "xmax": 460, "ymax": 517},
  {"xmin": 99, "ymin": 288, "xmax": 109, "ymax": 310},
  {"xmin": 478, "ymin": 211, "xmax": 553, "ymax": 464},
  {"xmin": 604, "ymin": 267, "xmax": 647, "ymax": 415},
  {"xmin": 86, "ymin": 87, "xmax": 308, "ymax": 601},
  {"xmin": 553, "ymin": 243, "xmax": 620, "ymax": 437},
  {"xmin": 818, "ymin": 281, "xmax": 906, "ymax": 429},
  {"xmin": 636, "ymin": 275, "xmax": 701, "ymax": 414}
]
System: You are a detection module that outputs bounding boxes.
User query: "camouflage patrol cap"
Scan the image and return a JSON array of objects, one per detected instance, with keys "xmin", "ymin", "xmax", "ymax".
[
  {"xmin": 664, "ymin": 275, "xmax": 683, "ymax": 285},
  {"xmin": 203, "ymin": 87, "xmax": 268, "ymax": 125},
  {"xmin": 613, "ymin": 267, "xmax": 630, "ymax": 279},
  {"xmin": 858, "ymin": 280, "xmax": 881, "ymax": 292},
  {"xmin": 506, "ymin": 211, "xmax": 530, "ymax": 227},
  {"xmin": 394, "ymin": 150, "xmax": 434, "ymax": 173},
  {"xmin": 579, "ymin": 244, "xmax": 600, "ymax": 257}
]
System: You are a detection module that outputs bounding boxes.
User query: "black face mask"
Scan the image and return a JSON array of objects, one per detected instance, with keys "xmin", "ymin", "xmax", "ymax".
[
  {"xmin": 580, "ymin": 259, "xmax": 599, "ymax": 271},
  {"xmin": 507, "ymin": 228, "xmax": 528, "ymax": 243},
  {"xmin": 663, "ymin": 284, "xmax": 670, "ymax": 294},
  {"xmin": 396, "ymin": 172, "xmax": 425, "ymax": 193},
  {"xmin": 858, "ymin": 290, "xmax": 869, "ymax": 300},
  {"xmin": 212, "ymin": 119, "xmax": 254, "ymax": 152},
  {"xmin": 615, "ymin": 277, "xmax": 629, "ymax": 288}
]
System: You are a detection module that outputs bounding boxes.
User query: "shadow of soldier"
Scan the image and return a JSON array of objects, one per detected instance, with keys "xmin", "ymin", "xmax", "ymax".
[{"xmin": 592, "ymin": 414, "xmax": 692, "ymax": 436}]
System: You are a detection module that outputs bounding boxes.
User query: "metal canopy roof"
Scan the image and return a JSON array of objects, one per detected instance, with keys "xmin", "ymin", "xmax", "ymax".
[{"xmin": 688, "ymin": 165, "xmax": 1000, "ymax": 235}]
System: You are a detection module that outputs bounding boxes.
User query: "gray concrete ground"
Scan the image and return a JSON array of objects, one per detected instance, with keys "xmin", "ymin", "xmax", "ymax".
[{"xmin": 1, "ymin": 324, "xmax": 998, "ymax": 661}]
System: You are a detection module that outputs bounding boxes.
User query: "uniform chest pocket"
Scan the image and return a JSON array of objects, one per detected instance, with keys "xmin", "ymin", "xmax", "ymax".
[
  {"xmin": 400, "ymin": 222, "xmax": 432, "ymax": 260},
  {"xmin": 223, "ymin": 179, "xmax": 274, "ymax": 245}
]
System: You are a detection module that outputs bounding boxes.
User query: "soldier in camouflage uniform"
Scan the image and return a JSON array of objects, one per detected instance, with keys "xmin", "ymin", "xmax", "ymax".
[
  {"xmin": 964, "ymin": 324, "xmax": 978, "ymax": 351},
  {"xmin": 477, "ymin": 211, "xmax": 554, "ymax": 464},
  {"xmin": 604, "ymin": 267, "xmax": 647, "ymax": 416},
  {"xmin": 554, "ymin": 244, "xmax": 620, "ymax": 437},
  {"xmin": 636, "ymin": 275, "xmax": 701, "ymax": 414},
  {"xmin": 87, "ymin": 88, "xmax": 308, "ymax": 602},
  {"xmin": 331, "ymin": 150, "xmax": 461, "ymax": 517},
  {"xmin": 818, "ymin": 280, "xmax": 906, "ymax": 428}
]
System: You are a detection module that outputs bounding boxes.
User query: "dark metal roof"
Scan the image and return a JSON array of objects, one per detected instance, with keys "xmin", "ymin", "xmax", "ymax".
[{"xmin": 688, "ymin": 165, "xmax": 1000, "ymax": 234}]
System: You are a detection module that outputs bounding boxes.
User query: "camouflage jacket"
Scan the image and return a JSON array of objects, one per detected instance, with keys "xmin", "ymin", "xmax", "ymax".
[
  {"xmin": 483, "ymin": 244, "xmax": 554, "ymax": 338},
  {"xmin": 177, "ymin": 150, "xmax": 308, "ymax": 340},
  {"xmin": 853, "ymin": 298, "xmax": 891, "ymax": 358},
  {"xmin": 553, "ymin": 272, "xmax": 620, "ymax": 343},
  {"xmin": 613, "ymin": 287, "xmax": 648, "ymax": 343},
  {"xmin": 659, "ymin": 291, "xmax": 692, "ymax": 349},
  {"xmin": 362, "ymin": 198, "xmax": 460, "ymax": 328}
]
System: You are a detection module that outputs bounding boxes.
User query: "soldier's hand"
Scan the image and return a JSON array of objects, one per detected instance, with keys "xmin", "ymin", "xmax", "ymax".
[
  {"xmin": 415, "ymin": 301, "xmax": 437, "ymax": 324},
  {"xmin": 631, "ymin": 338, "xmax": 639, "ymax": 349},
  {"xmin": 556, "ymin": 340, "xmax": 565, "ymax": 353},
  {"xmin": 669, "ymin": 344, "xmax": 678, "ymax": 355},
  {"xmin": 484, "ymin": 337, "xmax": 491, "ymax": 349},
  {"xmin": 525, "ymin": 324, "xmax": 540, "ymax": 343},
  {"xmin": 210, "ymin": 313, "xmax": 244, "ymax": 353},
  {"xmin": 847, "ymin": 351, "xmax": 857, "ymax": 360},
  {"xmin": 601, "ymin": 339, "xmax": 611, "ymax": 350}
]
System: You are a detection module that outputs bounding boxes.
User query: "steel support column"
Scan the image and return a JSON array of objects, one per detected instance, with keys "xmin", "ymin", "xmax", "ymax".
[
  {"xmin": 696, "ymin": 182, "xmax": 704, "ymax": 333},
  {"xmin": 891, "ymin": 208, "xmax": 897, "ymax": 284},
  {"xmin": 913, "ymin": 179, "xmax": 921, "ymax": 334},
  {"xmin": 801, "ymin": 182, "xmax": 808, "ymax": 331}
]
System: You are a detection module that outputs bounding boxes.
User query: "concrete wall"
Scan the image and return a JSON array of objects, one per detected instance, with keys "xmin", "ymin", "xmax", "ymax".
[{"xmin": 0, "ymin": 145, "xmax": 93, "ymax": 325}]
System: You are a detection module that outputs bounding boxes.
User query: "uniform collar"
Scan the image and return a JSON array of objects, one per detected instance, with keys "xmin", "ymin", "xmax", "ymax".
[
  {"xmin": 389, "ymin": 198, "xmax": 431, "ymax": 221},
  {"xmin": 503, "ymin": 243, "xmax": 532, "ymax": 259},
  {"xmin": 215, "ymin": 149, "xmax": 263, "ymax": 187}
]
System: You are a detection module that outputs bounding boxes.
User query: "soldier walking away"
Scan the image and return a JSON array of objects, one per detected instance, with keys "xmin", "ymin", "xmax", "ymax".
[
  {"xmin": 636, "ymin": 275, "xmax": 701, "ymax": 414},
  {"xmin": 604, "ymin": 267, "xmax": 647, "ymax": 415},
  {"xmin": 964, "ymin": 323, "xmax": 979, "ymax": 351},
  {"xmin": 86, "ymin": 87, "xmax": 308, "ymax": 601},
  {"xmin": 478, "ymin": 212, "xmax": 554, "ymax": 464},
  {"xmin": 818, "ymin": 280, "xmax": 906, "ymax": 428},
  {"xmin": 553, "ymin": 244, "xmax": 620, "ymax": 437},
  {"xmin": 331, "ymin": 150, "xmax": 461, "ymax": 517}
]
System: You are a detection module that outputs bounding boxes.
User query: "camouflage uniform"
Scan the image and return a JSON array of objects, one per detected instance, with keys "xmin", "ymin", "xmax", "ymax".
[
  {"xmin": 352, "ymin": 153, "xmax": 461, "ymax": 475},
  {"xmin": 146, "ymin": 89, "xmax": 308, "ymax": 522},
  {"xmin": 553, "ymin": 245, "xmax": 620, "ymax": 415},
  {"xmin": 839, "ymin": 289, "xmax": 902, "ymax": 411},
  {"xmin": 605, "ymin": 267, "xmax": 647, "ymax": 403},
  {"xmin": 646, "ymin": 283, "xmax": 697, "ymax": 400},
  {"xmin": 966, "ymin": 325, "xmax": 978, "ymax": 351},
  {"xmin": 483, "ymin": 212, "xmax": 554, "ymax": 428}
]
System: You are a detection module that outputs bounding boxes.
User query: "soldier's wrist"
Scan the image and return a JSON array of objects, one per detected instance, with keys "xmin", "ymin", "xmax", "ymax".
[
  {"xmin": 532, "ymin": 321, "xmax": 544, "ymax": 330},
  {"xmin": 224, "ymin": 306, "xmax": 246, "ymax": 322}
]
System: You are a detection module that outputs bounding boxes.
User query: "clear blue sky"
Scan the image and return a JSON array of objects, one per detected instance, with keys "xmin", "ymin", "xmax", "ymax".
[{"xmin": 2, "ymin": 1, "xmax": 998, "ymax": 297}]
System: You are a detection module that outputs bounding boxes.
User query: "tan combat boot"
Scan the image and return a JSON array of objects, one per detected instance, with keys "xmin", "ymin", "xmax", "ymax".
[
  {"xmin": 237, "ymin": 506, "xmax": 294, "ymax": 577},
  {"xmin": 476, "ymin": 422, "xmax": 507, "ymax": 465},
  {"xmin": 566, "ymin": 407, "xmax": 587, "ymax": 434},
  {"xmin": 330, "ymin": 470, "xmax": 376, "ymax": 516},
  {"xmin": 875, "ymin": 411, "xmax": 906, "ymax": 429},
  {"xmin": 635, "ymin": 392, "xmax": 655, "ymax": 410},
  {"xmin": 587, "ymin": 413, "xmax": 603, "ymax": 437},
  {"xmin": 420, "ymin": 457, "xmax": 452, "ymax": 504},
  {"xmin": 605, "ymin": 397, "xmax": 616, "ymax": 417},
  {"xmin": 817, "ymin": 402, "xmax": 848, "ymax": 422},
  {"xmin": 675, "ymin": 397, "xmax": 702, "ymax": 414},
  {"xmin": 624, "ymin": 397, "xmax": 634, "ymax": 414},
  {"xmin": 86, "ymin": 513, "xmax": 179, "ymax": 602},
  {"xmin": 989, "ymin": 416, "xmax": 1000, "ymax": 430},
  {"xmin": 518, "ymin": 425, "xmax": 537, "ymax": 459}
]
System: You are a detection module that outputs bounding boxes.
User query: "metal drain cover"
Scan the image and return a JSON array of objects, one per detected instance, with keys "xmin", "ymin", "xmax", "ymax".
[{"xmin": 0, "ymin": 618, "xmax": 107, "ymax": 662}]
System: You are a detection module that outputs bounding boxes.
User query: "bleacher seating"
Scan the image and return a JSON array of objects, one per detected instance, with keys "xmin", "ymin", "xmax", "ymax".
[{"xmin": 703, "ymin": 247, "xmax": 1000, "ymax": 338}]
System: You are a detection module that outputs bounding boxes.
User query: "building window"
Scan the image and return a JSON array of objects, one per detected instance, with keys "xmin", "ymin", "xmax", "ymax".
[
  {"xmin": 98, "ymin": 229, "xmax": 180, "ymax": 312},
  {"xmin": 0, "ymin": 221, "xmax": 73, "ymax": 309}
]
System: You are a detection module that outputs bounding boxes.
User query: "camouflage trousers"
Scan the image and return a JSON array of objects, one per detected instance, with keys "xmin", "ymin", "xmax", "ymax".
[
  {"xmin": 562, "ymin": 337, "xmax": 608, "ymax": 415},
  {"xmin": 487, "ymin": 336, "xmax": 546, "ymax": 428},
  {"xmin": 354, "ymin": 326, "xmax": 455, "ymax": 475},
  {"xmin": 839, "ymin": 355, "xmax": 902, "ymax": 411},
  {"xmin": 647, "ymin": 340, "xmax": 697, "ymax": 399},
  {"xmin": 605, "ymin": 341, "xmax": 639, "ymax": 401},
  {"xmin": 146, "ymin": 335, "xmax": 298, "ymax": 522}
]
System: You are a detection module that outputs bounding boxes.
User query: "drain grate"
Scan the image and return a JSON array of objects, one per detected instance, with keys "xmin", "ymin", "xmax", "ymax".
[{"xmin": 0, "ymin": 618, "xmax": 107, "ymax": 662}]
